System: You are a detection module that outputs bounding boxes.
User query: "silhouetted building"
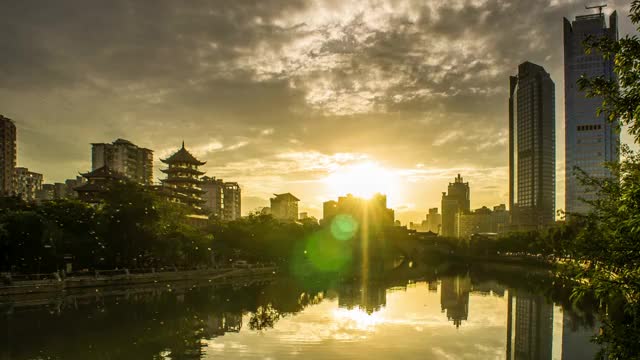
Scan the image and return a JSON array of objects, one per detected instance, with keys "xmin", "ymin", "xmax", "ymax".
[
  {"xmin": 564, "ymin": 10, "xmax": 619, "ymax": 215},
  {"xmin": 13, "ymin": 167, "xmax": 43, "ymax": 202},
  {"xmin": 36, "ymin": 183, "xmax": 55, "ymax": 202},
  {"xmin": 509, "ymin": 62, "xmax": 555, "ymax": 229},
  {"xmin": 426, "ymin": 207, "xmax": 442, "ymax": 234},
  {"xmin": 75, "ymin": 166, "xmax": 127, "ymax": 203},
  {"xmin": 160, "ymin": 142, "xmax": 206, "ymax": 209},
  {"xmin": 270, "ymin": 193, "xmax": 300, "ymax": 221},
  {"xmin": 0, "ymin": 115, "xmax": 16, "ymax": 196},
  {"xmin": 322, "ymin": 193, "xmax": 394, "ymax": 228},
  {"xmin": 92, "ymin": 138, "xmax": 153, "ymax": 185},
  {"xmin": 441, "ymin": 174, "xmax": 470, "ymax": 237},
  {"xmin": 506, "ymin": 291, "xmax": 554, "ymax": 360},
  {"xmin": 440, "ymin": 275, "xmax": 470, "ymax": 328},
  {"xmin": 223, "ymin": 182, "xmax": 241, "ymax": 221},
  {"xmin": 338, "ymin": 281, "xmax": 387, "ymax": 315}
]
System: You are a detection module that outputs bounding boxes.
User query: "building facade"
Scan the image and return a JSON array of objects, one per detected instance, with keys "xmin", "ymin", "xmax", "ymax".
[
  {"xmin": 92, "ymin": 139, "xmax": 153, "ymax": 185},
  {"xmin": 0, "ymin": 115, "xmax": 16, "ymax": 196},
  {"xmin": 564, "ymin": 11, "xmax": 619, "ymax": 214},
  {"xmin": 201, "ymin": 177, "xmax": 241, "ymax": 221},
  {"xmin": 13, "ymin": 167, "xmax": 43, "ymax": 202},
  {"xmin": 509, "ymin": 62, "xmax": 556, "ymax": 228},
  {"xmin": 201, "ymin": 177, "xmax": 225, "ymax": 218},
  {"xmin": 455, "ymin": 204, "xmax": 509, "ymax": 239},
  {"xmin": 160, "ymin": 143, "xmax": 206, "ymax": 210},
  {"xmin": 223, "ymin": 182, "xmax": 241, "ymax": 221},
  {"xmin": 270, "ymin": 193, "xmax": 300, "ymax": 221},
  {"xmin": 441, "ymin": 174, "xmax": 470, "ymax": 237}
]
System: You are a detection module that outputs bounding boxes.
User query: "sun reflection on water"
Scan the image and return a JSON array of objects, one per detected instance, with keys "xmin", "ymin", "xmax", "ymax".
[{"xmin": 331, "ymin": 307, "xmax": 385, "ymax": 331}]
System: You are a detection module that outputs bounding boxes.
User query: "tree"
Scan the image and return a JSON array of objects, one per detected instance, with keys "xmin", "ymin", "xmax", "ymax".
[{"xmin": 569, "ymin": 2, "xmax": 640, "ymax": 358}]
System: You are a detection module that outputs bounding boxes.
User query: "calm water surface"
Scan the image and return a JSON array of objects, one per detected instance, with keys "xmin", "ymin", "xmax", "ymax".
[{"xmin": 1, "ymin": 265, "xmax": 601, "ymax": 359}]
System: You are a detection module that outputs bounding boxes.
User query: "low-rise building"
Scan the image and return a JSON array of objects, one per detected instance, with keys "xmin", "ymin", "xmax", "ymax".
[{"xmin": 455, "ymin": 204, "xmax": 510, "ymax": 239}]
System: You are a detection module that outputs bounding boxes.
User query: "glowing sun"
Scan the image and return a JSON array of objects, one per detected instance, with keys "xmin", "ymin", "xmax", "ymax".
[{"xmin": 324, "ymin": 161, "xmax": 397, "ymax": 199}]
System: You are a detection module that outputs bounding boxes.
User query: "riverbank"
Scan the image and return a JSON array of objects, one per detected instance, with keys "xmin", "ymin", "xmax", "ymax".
[{"xmin": 0, "ymin": 266, "xmax": 277, "ymax": 296}]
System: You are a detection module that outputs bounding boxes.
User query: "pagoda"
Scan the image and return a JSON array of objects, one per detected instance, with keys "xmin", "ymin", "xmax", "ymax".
[
  {"xmin": 160, "ymin": 142, "xmax": 206, "ymax": 209},
  {"xmin": 75, "ymin": 165, "xmax": 127, "ymax": 203}
]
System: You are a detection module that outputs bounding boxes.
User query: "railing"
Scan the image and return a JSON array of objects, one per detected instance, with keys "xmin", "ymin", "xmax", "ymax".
[{"xmin": 1, "ymin": 263, "xmax": 277, "ymax": 286}]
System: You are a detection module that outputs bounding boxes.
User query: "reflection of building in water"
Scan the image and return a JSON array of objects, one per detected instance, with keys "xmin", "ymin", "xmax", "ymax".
[
  {"xmin": 506, "ymin": 291, "xmax": 553, "ymax": 360},
  {"xmin": 338, "ymin": 282, "xmax": 387, "ymax": 315},
  {"xmin": 205, "ymin": 312, "xmax": 243, "ymax": 338},
  {"xmin": 561, "ymin": 310, "xmax": 601, "ymax": 360},
  {"xmin": 471, "ymin": 280, "xmax": 506, "ymax": 297},
  {"xmin": 440, "ymin": 276, "xmax": 471, "ymax": 328}
]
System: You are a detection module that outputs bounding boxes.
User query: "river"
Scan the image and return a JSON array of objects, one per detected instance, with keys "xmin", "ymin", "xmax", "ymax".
[{"xmin": 0, "ymin": 263, "xmax": 601, "ymax": 359}]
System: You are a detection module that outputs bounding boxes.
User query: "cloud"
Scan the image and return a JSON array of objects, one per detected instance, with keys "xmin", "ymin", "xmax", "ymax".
[{"xmin": 1, "ymin": 0, "xmax": 637, "ymax": 220}]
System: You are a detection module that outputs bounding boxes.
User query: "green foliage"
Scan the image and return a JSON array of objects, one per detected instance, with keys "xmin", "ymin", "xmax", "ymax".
[
  {"xmin": 578, "ymin": 1, "xmax": 640, "ymax": 143},
  {"xmin": 569, "ymin": 2, "xmax": 640, "ymax": 357}
]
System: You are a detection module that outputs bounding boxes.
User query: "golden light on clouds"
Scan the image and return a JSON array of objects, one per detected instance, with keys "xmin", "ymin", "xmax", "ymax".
[{"xmin": 324, "ymin": 161, "xmax": 398, "ymax": 199}]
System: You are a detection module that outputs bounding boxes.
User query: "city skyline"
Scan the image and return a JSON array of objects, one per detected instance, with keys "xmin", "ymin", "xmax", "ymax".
[{"xmin": 2, "ymin": 1, "xmax": 639, "ymax": 224}]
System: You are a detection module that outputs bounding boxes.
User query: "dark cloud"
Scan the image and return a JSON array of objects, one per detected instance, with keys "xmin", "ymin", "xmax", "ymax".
[{"xmin": 1, "ymin": 0, "xmax": 637, "ymax": 221}]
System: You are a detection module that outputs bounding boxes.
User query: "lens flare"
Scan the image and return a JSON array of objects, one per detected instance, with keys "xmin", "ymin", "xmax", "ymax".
[{"xmin": 330, "ymin": 214, "xmax": 359, "ymax": 241}]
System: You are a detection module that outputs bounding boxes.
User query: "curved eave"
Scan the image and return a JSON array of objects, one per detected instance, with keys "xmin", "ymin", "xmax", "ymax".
[
  {"xmin": 161, "ymin": 177, "xmax": 202, "ymax": 185},
  {"xmin": 161, "ymin": 167, "xmax": 205, "ymax": 175},
  {"xmin": 160, "ymin": 158, "xmax": 206, "ymax": 166}
]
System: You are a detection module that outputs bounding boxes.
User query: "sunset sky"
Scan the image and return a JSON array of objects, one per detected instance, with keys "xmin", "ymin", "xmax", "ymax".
[{"xmin": 2, "ymin": 0, "xmax": 638, "ymax": 223}]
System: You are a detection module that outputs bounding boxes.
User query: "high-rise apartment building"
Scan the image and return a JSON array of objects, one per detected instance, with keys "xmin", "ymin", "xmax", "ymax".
[
  {"xmin": 13, "ymin": 167, "xmax": 43, "ymax": 201},
  {"xmin": 509, "ymin": 62, "xmax": 556, "ymax": 227},
  {"xmin": 441, "ymin": 174, "xmax": 470, "ymax": 237},
  {"xmin": 564, "ymin": 11, "xmax": 619, "ymax": 214},
  {"xmin": 201, "ymin": 176, "xmax": 225, "ymax": 218},
  {"xmin": 223, "ymin": 182, "xmax": 241, "ymax": 221},
  {"xmin": 0, "ymin": 115, "xmax": 16, "ymax": 196},
  {"xmin": 92, "ymin": 139, "xmax": 153, "ymax": 185},
  {"xmin": 201, "ymin": 177, "xmax": 242, "ymax": 221}
]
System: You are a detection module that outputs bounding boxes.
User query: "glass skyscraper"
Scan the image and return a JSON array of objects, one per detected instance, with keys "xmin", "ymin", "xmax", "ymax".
[
  {"xmin": 563, "ymin": 11, "xmax": 619, "ymax": 215},
  {"xmin": 509, "ymin": 62, "xmax": 556, "ymax": 228}
]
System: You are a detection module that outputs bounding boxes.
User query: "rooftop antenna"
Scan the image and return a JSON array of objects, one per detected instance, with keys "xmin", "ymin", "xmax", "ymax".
[{"xmin": 585, "ymin": 3, "xmax": 607, "ymax": 15}]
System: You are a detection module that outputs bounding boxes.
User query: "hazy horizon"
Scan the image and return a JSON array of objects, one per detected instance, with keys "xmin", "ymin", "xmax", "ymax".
[{"xmin": 2, "ymin": 0, "xmax": 638, "ymax": 224}]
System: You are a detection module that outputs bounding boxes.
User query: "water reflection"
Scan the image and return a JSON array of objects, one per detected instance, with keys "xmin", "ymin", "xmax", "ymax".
[{"xmin": 0, "ymin": 266, "xmax": 603, "ymax": 360}]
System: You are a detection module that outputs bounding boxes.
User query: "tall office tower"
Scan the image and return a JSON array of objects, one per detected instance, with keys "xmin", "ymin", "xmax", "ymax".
[
  {"xmin": 0, "ymin": 115, "xmax": 16, "ymax": 196},
  {"xmin": 92, "ymin": 139, "xmax": 153, "ymax": 185},
  {"xmin": 441, "ymin": 174, "xmax": 470, "ymax": 237},
  {"xmin": 223, "ymin": 182, "xmax": 241, "ymax": 221},
  {"xmin": 509, "ymin": 62, "xmax": 556, "ymax": 228},
  {"xmin": 564, "ymin": 10, "xmax": 619, "ymax": 214}
]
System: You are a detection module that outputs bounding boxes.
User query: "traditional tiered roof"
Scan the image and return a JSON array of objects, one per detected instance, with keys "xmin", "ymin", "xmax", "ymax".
[
  {"xmin": 161, "ymin": 141, "xmax": 206, "ymax": 166},
  {"xmin": 75, "ymin": 166, "xmax": 127, "ymax": 202},
  {"xmin": 160, "ymin": 142, "xmax": 206, "ymax": 209}
]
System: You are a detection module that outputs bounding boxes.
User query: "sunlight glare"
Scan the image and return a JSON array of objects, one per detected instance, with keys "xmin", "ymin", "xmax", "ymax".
[
  {"xmin": 324, "ymin": 162, "xmax": 397, "ymax": 199},
  {"xmin": 332, "ymin": 308, "xmax": 384, "ymax": 331}
]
